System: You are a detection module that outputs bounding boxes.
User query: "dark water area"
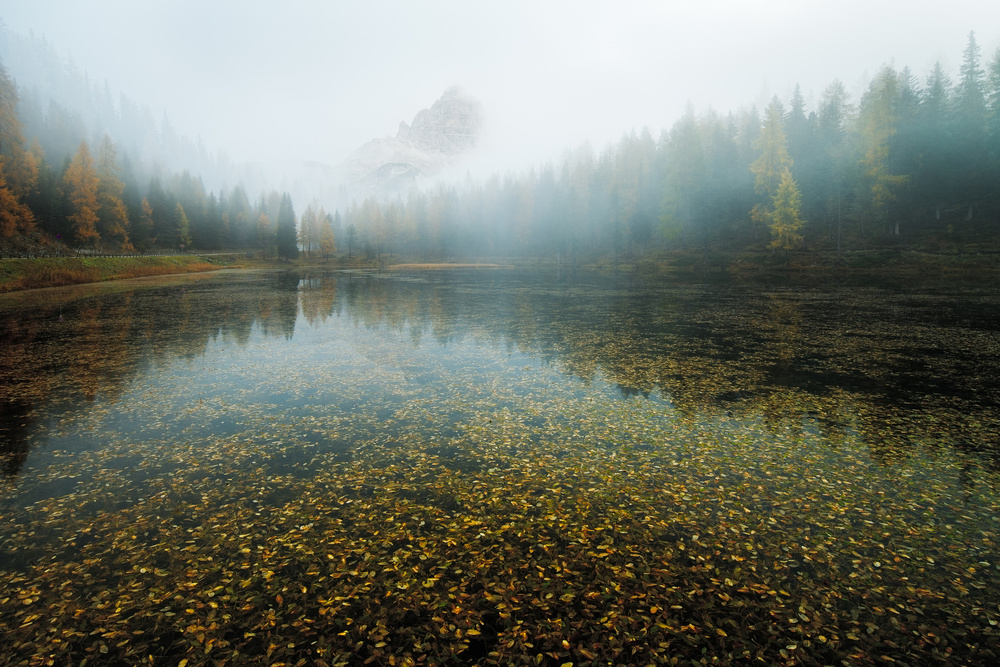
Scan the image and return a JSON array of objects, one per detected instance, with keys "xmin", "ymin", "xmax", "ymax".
[{"xmin": 1, "ymin": 268, "xmax": 999, "ymax": 664}]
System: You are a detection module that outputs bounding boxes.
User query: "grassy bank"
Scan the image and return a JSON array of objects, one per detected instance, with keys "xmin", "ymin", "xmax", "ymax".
[{"xmin": 0, "ymin": 255, "xmax": 229, "ymax": 293}]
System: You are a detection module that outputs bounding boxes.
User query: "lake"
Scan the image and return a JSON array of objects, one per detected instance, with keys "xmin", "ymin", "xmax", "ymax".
[{"xmin": 1, "ymin": 268, "xmax": 998, "ymax": 665}]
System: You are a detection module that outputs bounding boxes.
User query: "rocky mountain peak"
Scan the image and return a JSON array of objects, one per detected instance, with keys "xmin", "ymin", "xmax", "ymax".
[
  {"xmin": 405, "ymin": 85, "xmax": 484, "ymax": 156},
  {"xmin": 340, "ymin": 86, "xmax": 485, "ymax": 195}
]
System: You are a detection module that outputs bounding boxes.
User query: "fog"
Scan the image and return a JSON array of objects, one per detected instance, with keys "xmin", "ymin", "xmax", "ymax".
[{"xmin": 2, "ymin": 0, "xmax": 996, "ymax": 176}]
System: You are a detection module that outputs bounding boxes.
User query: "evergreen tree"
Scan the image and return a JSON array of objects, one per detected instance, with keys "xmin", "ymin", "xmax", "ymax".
[
  {"xmin": 199, "ymin": 192, "xmax": 223, "ymax": 249},
  {"xmin": 256, "ymin": 211, "xmax": 272, "ymax": 259},
  {"xmin": 25, "ymin": 139, "xmax": 59, "ymax": 238},
  {"xmin": 131, "ymin": 197, "xmax": 154, "ymax": 251},
  {"xmin": 817, "ymin": 80, "xmax": 853, "ymax": 252},
  {"xmin": 345, "ymin": 223, "xmax": 357, "ymax": 258},
  {"xmin": 954, "ymin": 31, "xmax": 988, "ymax": 219},
  {"xmin": 147, "ymin": 175, "xmax": 173, "ymax": 246},
  {"xmin": 660, "ymin": 107, "xmax": 707, "ymax": 244},
  {"xmin": 986, "ymin": 47, "xmax": 1000, "ymax": 217},
  {"xmin": 918, "ymin": 61, "xmax": 954, "ymax": 222},
  {"xmin": 987, "ymin": 46, "xmax": 1000, "ymax": 130},
  {"xmin": 785, "ymin": 84, "xmax": 811, "ymax": 167},
  {"xmin": 856, "ymin": 66, "xmax": 908, "ymax": 237},
  {"xmin": 275, "ymin": 192, "xmax": 298, "ymax": 259},
  {"xmin": 226, "ymin": 185, "xmax": 252, "ymax": 248},
  {"xmin": 956, "ymin": 31, "xmax": 987, "ymax": 133}
]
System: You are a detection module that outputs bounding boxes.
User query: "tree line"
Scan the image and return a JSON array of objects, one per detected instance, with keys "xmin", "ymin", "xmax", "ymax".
[
  {"xmin": 0, "ymin": 59, "xmax": 310, "ymax": 257},
  {"xmin": 336, "ymin": 31, "xmax": 1000, "ymax": 262},
  {"xmin": 2, "ymin": 31, "xmax": 1000, "ymax": 262}
]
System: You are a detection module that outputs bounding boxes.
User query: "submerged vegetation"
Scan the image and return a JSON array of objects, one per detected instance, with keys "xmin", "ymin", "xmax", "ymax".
[{"xmin": 1, "ymin": 270, "xmax": 998, "ymax": 664}]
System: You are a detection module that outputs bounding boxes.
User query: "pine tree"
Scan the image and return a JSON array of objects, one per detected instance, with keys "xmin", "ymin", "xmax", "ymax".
[
  {"xmin": 857, "ymin": 66, "xmax": 908, "ymax": 236},
  {"xmin": 954, "ymin": 32, "xmax": 988, "ymax": 219},
  {"xmin": 256, "ymin": 211, "xmax": 271, "ymax": 259},
  {"xmin": 345, "ymin": 223, "xmax": 357, "ymax": 258},
  {"xmin": 988, "ymin": 46, "xmax": 1000, "ymax": 126},
  {"xmin": 275, "ymin": 193, "xmax": 298, "ymax": 259},
  {"xmin": 817, "ymin": 80, "xmax": 853, "ymax": 253},
  {"xmin": 956, "ymin": 31, "xmax": 987, "ymax": 133},
  {"xmin": 131, "ymin": 197, "xmax": 154, "ymax": 251},
  {"xmin": 660, "ymin": 106, "xmax": 707, "ymax": 244}
]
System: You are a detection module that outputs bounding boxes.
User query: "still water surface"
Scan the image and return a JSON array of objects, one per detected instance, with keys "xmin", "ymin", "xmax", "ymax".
[{"xmin": 0, "ymin": 268, "xmax": 998, "ymax": 664}]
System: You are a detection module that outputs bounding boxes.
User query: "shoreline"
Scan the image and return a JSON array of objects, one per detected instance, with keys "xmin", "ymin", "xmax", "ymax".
[
  {"xmin": 0, "ymin": 255, "xmax": 240, "ymax": 293},
  {"xmin": 3, "ymin": 250, "xmax": 998, "ymax": 294}
]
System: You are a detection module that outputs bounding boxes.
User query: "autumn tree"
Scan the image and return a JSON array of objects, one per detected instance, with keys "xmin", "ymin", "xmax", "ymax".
[
  {"xmin": 318, "ymin": 209, "xmax": 337, "ymax": 258},
  {"xmin": 0, "ymin": 61, "xmax": 37, "ymax": 236},
  {"xmin": 750, "ymin": 98, "xmax": 793, "ymax": 239},
  {"xmin": 769, "ymin": 168, "xmax": 805, "ymax": 262},
  {"xmin": 0, "ymin": 166, "xmax": 34, "ymax": 237},
  {"xmin": 64, "ymin": 141, "xmax": 100, "ymax": 246},
  {"xmin": 175, "ymin": 203, "xmax": 192, "ymax": 249},
  {"xmin": 0, "ymin": 62, "xmax": 38, "ymax": 202},
  {"xmin": 299, "ymin": 205, "xmax": 318, "ymax": 257}
]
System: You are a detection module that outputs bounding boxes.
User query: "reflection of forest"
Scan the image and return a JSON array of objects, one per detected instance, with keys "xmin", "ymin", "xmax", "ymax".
[
  {"xmin": 301, "ymin": 270, "xmax": 999, "ymax": 469},
  {"xmin": 0, "ymin": 273, "xmax": 301, "ymax": 474},
  {"xmin": 2, "ymin": 270, "xmax": 998, "ymax": 475}
]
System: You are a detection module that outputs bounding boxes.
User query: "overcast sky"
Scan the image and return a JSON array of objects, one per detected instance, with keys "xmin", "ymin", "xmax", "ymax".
[{"xmin": 2, "ymin": 0, "xmax": 997, "ymax": 172}]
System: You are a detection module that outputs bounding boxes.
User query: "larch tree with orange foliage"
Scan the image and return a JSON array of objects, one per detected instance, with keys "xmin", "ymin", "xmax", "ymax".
[{"xmin": 64, "ymin": 141, "xmax": 101, "ymax": 247}]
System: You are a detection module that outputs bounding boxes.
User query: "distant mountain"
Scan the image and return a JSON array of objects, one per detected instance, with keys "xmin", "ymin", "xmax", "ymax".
[{"xmin": 338, "ymin": 86, "xmax": 485, "ymax": 195}]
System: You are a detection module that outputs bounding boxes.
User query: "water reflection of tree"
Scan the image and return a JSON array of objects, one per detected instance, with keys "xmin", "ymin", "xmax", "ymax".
[
  {"xmin": 0, "ymin": 274, "xmax": 302, "ymax": 476},
  {"xmin": 4, "ymin": 271, "xmax": 998, "ymax": 477},
  {"xmin": 292, "ymin": 272, "xmax": 999, "ymax": 469}
]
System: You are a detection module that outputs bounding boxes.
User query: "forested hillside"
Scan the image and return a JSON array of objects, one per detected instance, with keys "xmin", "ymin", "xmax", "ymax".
[
  {"xmin": 1, "ymin": 30, "xmax": 999, "ymax": 264},
  {"xmin": 334, "ymin": 32, "xmax": 1000, "ymax": 263}
]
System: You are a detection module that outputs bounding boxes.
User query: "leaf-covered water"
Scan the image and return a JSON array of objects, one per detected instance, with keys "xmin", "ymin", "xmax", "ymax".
[{"xmin": 1, "ymin": 269, "xmax": 998, "ymax": 666}]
